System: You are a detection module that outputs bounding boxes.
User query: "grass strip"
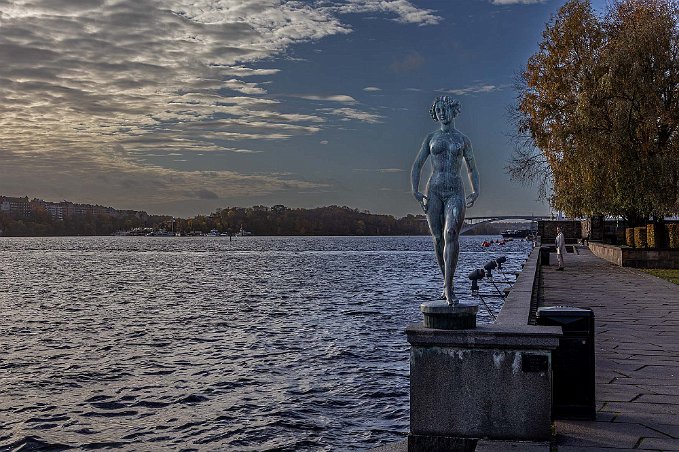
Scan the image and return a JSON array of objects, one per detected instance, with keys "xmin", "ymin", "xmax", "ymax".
[{"xmin": 641, "ymin": 268, "xmax": 679, "ymax": 285}]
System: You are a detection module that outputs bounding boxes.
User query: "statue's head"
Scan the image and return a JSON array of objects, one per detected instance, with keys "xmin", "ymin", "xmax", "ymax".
[{"xmin": 429, "ymin": 96, "xmax": 461, "ymax": 124}]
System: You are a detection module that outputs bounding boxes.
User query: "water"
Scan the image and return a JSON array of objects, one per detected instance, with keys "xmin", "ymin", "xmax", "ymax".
[{"xmin": 0, "ymin": 235, "xmax": 532, "ymax": 451}]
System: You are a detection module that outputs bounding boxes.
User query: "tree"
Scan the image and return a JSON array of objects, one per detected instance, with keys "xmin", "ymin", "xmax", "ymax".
[{"xmin": 509, "ymin": 0, "xmax": 679, "ymax": 225}]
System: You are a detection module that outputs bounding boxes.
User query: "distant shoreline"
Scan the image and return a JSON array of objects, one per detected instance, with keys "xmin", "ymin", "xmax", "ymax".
[{"xmin": 0, "ymin": 232, "xmax": 510, "ymax": 238}]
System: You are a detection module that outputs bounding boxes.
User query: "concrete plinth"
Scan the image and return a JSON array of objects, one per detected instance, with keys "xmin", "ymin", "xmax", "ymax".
[
  {"xmin": 407, "ymin": 324, "xmax": 562, "ymax": 451},
  {"xmin": 420, "ymin": 301, "xmax": 478, "ymax": 330}
]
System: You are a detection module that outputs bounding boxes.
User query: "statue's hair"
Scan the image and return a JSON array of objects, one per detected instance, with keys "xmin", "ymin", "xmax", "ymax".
[{"xmin": 429, "ymin": 96, "xmax": 461, "ymax": 121}]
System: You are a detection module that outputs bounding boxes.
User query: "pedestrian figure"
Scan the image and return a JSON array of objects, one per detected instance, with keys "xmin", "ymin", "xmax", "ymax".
[{"xmin": 555, "ymin": 226, "xmax": 566, "ymax": 270}]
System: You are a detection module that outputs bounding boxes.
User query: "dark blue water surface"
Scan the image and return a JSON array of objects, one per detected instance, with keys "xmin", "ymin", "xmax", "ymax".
[{"xmin": 0, "ymin": 235, "xmax": 531, "ymax": 451}]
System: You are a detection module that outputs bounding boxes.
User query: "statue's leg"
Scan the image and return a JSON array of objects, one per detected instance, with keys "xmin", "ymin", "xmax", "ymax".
[
  {"xmin": 425, "ymin": 194, "xmax": 445, "ymax": 293},
  {"xmin": 443, "ymin": 197, "xmax": 466, "ymax": 304}
]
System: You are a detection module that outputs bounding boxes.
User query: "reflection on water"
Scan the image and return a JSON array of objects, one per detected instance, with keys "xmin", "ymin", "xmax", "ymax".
[{"xmin": 0, "ymin": 235, "xmax": 531, "ymax": 451}]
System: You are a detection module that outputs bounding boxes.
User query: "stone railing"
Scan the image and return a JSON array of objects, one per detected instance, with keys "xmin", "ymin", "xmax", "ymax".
[
  {"xmin": 589, "ymin": 241, "xmax": 679, "ymax": 269},
  {"xmin": 496, "ymin": 246, "xmax": 541, "ymax": 325}
]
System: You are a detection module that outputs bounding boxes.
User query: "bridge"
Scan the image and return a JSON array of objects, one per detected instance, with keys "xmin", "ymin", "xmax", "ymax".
[
  {"xmin": 461, "ymin": 215, "xmax": 548, "ymax": 234},
  {"xmin": 417, "ymin": 215, "xmax": 550, "ymax": 234}
]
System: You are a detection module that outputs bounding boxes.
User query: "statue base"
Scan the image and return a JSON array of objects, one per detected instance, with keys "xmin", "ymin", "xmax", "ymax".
[{"xmin": 420, "ymin": 301, "xmax": 478, "ymax": 330}]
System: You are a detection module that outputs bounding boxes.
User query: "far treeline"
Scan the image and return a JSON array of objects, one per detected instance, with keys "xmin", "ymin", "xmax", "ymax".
[
  {"xmin": 175, "ymin": 205, "xmax": 429, "ymax": 236},
  {"xmin": 0, "ymin": 210, "xmax": 169, "ymax": 237},
  {"xmin": 0, "ymin": 205, "xmax": 430, "ymax": 237},
  {"xmin": 509, "ymin": 0, "xmax": 679, "ymax": 227}
]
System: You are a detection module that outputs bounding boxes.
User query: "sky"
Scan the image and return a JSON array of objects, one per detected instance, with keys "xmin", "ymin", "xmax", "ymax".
[{"xmin": 0, "ymin": 0, "xmax": 607, "ymax": 218}]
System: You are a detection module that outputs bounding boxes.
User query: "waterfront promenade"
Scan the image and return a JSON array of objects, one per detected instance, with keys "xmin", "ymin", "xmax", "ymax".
[
  {"xmin": 375, "ymin": 247, "xmax": 679, "ymax": 451},
  {"xmin": 542, "ymin": 247, "xmax": 679, "ymax": 451}
]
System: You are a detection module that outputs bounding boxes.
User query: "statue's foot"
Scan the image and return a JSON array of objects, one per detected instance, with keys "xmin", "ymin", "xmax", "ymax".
[
  {"xmin": 440, "ymin": 290, "xmax": 446, "ymax": 300},
  {"xmin": 444, "ymin": 287, "xmax": 458, "ymax": 305}
]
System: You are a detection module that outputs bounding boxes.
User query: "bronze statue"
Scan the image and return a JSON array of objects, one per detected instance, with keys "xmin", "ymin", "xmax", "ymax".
[{"xmin": 411, "ymin": 96, "xmax": 480, "ymax": 304}]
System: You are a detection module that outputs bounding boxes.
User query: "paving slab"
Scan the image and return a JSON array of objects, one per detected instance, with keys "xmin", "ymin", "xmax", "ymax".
[
  {"xmin": 475, "ymin": 439, "xmax": 549, "ymax": 451},
  {"xmin": 557, "ymin": 448, "xmax": 637, "ymax": 452},
  {"xmin": 654, "ymin": 423, "xmax": 679, "ymax": 439},
  {"xmin": 556, "ymin": 420, "xmax": 663, "ymax": 449},
  {"xmin": 541, "ymin": 249, "xmax": 679, "ymax": 451},
  {"xmin": 637, "ymin": 437, "xmax": 679, "ymax": 451}
]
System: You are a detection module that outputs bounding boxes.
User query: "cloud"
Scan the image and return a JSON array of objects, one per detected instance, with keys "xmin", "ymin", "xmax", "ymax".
[
  {"xmin": 223, "ymin": 79, "xmax": 267, "ymax": 95},
  {"xmin": 0, "ymin": 0, "xmax": 438, "ymax": 208},
  {"xmin": 225, "ymin": 147, "xmax": 263, "ymax": 154},
  {"xmin": 353, "ymin": 168, "xmax": 404, "ymax": 173},
  {"xmin": 296, "ymin": 94, "xmax": 357, "ymax": 103},
  {"xmin": 390, "ymin": 51, "xmax": 425, "ymax": 72},
  {"xmin": 329, "ymin": 0, "xmax": 441, "ymax": 26},
  {"xmin": 320, "ymin": 107, "xmax": 384, "ymax": 123},
  {"xmin": 220, "ymin": 66, "xmax": 281, "ymax": 77},
  {"xmin": 363, "ymin": 86, "xmax": 382, "ymax": 92},
  {"xmin": 439, "ymin": 84, "xmax": 508, "ymax": 96},
  {"xmin": 192, "ymin": 188, "xmax": 219, "ymax": 199},
  {"xmin": 320, "ymin": 140, "xmax": 329, "ymax": 145},
  {"xmin": 0, "ymin": 146, "xmax": 325, "ymax": 210},
  {"xmin": 491, "ymin": 0, "xmax": 545, "ymax": 4}
]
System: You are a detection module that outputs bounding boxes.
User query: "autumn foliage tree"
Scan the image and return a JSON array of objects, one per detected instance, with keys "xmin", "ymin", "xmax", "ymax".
[{"xmin": 509, "ymin": 0, "xmax": 679, "ymax": 226}]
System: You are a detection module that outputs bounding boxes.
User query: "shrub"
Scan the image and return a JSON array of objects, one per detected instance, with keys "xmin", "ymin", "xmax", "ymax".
[
  {"xmin": 634, "ymin": 227, "xmax": 647, "ymax": 249},
  {"xmin": 625, "ymin": 228, "xmax": 635, "ymax": 247},
  {"xmin": 646, "ymin": 223, "xmax": 657, "ymax": 249},
  {"xmin": 668, "ymin": 224, "xmax": 679, "ymax": 249}
]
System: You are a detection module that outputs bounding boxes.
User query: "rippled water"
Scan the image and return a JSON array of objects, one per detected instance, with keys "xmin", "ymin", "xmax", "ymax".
[{"xmin": 0, "ymin": 235, "xmax": 531, "ymax": 451}]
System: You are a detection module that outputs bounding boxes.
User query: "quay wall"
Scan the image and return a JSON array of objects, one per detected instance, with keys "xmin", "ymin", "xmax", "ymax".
[
  {"xmin": 406, "ymin": 246, "xmax": 561, "ymax": 451},
  {"xmin": 589, "ymin": 242, "xmax": 679, "ymax": 269},
  {"xmin": 496, "ymin": 246, "xmax": 540, "ymax": 325}
]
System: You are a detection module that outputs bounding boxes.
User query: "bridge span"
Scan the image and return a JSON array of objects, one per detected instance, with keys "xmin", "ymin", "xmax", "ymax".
[
  {"xmin": 462, "ymin": 215, "xmax": 548, "ymax": 234},
  {"xmin": 417, "ymin": 215, "xmax": 549, "ymax": 234}
]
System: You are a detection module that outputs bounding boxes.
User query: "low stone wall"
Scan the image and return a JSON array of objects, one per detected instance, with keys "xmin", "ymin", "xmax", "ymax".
[
  {"xmin": 589, "ymin": 242, "xmax": 679, "ymax": 269},
  {"xmin": 496, "ymin": 246, "xmax": 540, "ymax": 325},
  {"xmin": 588, "ymin": 242, "xmax": 623, "ymax": 266}
]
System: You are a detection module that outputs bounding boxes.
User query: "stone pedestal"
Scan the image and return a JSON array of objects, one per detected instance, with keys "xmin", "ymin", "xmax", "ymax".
[
  {"xmin": 420, "ymin": 301, "xmax": 478, "ymax": 330},
  {"xmin": 407, "ymin": 324, "xmax": 562, "ymax": 452}
]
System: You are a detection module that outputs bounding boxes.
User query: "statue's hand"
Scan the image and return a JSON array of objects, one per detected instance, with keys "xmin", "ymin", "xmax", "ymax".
[
  {"xmin": 414, "ymin": 191, "xmax": 428, "ymax": 213},
  {"xmin": 465, "ymin": 191, "xmax": 478, "ymax": 208}
]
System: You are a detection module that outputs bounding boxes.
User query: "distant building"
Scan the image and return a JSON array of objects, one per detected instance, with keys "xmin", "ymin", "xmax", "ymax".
[
  {"xmin": 0, "ymin": 194, "xmax": 145, "ymax": 221},
  {"xmin": 0, "ymin": 196, "xmax": 32, "ymax": 217},
  {"xmin": 46, "ymin": 204, "xmax": 64, "ymax": 221}
]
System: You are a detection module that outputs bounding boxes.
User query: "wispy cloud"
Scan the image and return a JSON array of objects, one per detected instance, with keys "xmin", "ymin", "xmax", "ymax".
[
  {"xmin": 438, "ymin": 83, "xmax": 508, "ymax": 96},
  {"xmin": 296, "ymin": 94, "xmax": 357, "ymax": 103},
  {"xmin": 491, "ymin": 0, "xmax": 545, "ymax": 4},
  {"xmin": 223, "ymin": 79, "xmax": 268, "ymax": 95},
  {"xmin": 329, "ymin": 0, "xmax": 442, "ymax": 25},
  {"xmin": 320, "ymin": 108, "xmax": 384, "ymax": 124},
  {"xmin": 353, "ymin": 168, "xmax": 405, "ymax": 173},
  {"xmin": 225, "ymin": 148, "xmax": 263, "ymax": 154},
  {"xmin": 363, "ymin": 86, "xmax": 382, "ymax": 92}
]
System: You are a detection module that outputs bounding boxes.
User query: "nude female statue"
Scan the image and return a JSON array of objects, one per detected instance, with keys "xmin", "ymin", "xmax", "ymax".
[{"xmin": 411, "ymin": 96, "xmax": 480, "ymax": 305}]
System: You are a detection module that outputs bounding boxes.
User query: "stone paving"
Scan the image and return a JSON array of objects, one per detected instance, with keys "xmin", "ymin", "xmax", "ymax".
[{"xmin": 542, "ymin": 248, "xmax": 679, "ymax": 451}]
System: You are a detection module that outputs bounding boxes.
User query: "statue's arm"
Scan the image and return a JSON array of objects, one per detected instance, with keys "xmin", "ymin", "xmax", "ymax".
[
  {"xmin": 463, "ymin": 136, "xmax": 479, "ymax": 208},
  {"xmin": 411, "ymin": 134, "xmax": 431, "ymax": 203}
]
